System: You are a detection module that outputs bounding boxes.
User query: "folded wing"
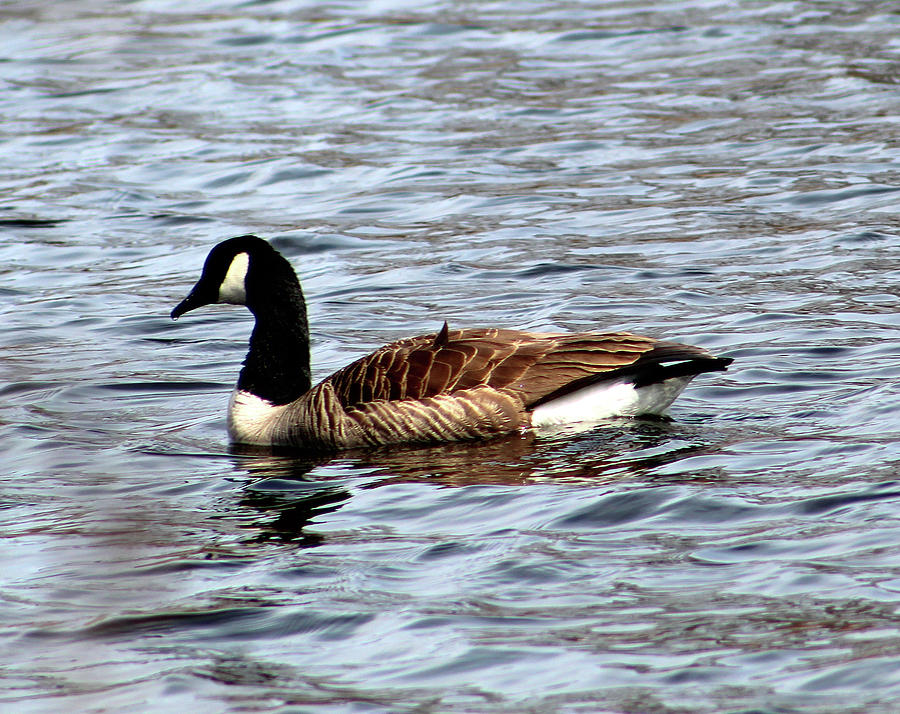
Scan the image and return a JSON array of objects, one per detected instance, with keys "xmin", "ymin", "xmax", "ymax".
[{"xmin": 325, "ymin": 324, "xmax": 694, "ymax": 409}]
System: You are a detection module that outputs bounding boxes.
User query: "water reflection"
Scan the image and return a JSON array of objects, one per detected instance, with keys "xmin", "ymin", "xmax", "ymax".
[
  {"xmin": 239, "ymin": 486, "xmax": 350, "ymax": 546},
  {"xmin": 233, "ymin": 420, "xmax": 728, "ymax": 542}
]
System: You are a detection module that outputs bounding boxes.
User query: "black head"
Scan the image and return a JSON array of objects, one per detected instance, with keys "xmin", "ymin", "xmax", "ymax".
[{"xmin": 171, "ymin": 235, "xmax": 298, "ymax": 319}]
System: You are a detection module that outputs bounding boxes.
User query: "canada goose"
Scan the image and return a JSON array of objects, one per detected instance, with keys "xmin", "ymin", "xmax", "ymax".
[{"xmin": 171, "ymin": 235, "xmax": 732, "ymax": 449}]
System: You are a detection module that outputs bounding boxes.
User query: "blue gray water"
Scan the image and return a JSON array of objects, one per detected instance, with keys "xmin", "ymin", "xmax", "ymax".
[{"xmin": 2, "ymin": 1, "xmax": 900, "ymax": 712}]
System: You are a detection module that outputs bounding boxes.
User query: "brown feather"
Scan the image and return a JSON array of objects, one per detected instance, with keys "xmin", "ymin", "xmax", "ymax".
[
  {"xmin": 327, "ymin": 327, "xmax": 662, "ymax": 410},
  {"xmin": 433, "ymin": 320, "xmax": 450, "ymax": 348}
]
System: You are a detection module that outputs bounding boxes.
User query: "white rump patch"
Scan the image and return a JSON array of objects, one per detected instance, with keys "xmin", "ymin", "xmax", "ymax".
[
  {"xmin": 218, "ymin": 252, "xmax": 249, "ymax": 305},
  {"xmin": 530, "ymin": 376, "xmax": 694, "ymax": 428}
]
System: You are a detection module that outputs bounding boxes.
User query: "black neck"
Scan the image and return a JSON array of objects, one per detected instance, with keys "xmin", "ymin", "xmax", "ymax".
[{"xmin": 237, "ymin": 276, "xmax": 312, "ymax": 405}]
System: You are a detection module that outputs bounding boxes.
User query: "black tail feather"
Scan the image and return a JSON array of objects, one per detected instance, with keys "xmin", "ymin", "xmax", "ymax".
[
  {"xmin": 631, "ymin": 356, "xmax": 733, "ymax": 388},
  {"xmin": 529, "ymin": 349, "xmax": 732, "ymax": 409}
]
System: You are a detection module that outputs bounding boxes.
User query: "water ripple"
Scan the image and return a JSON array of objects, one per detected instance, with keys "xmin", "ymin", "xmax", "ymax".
[{"xmin": 3, "ymin": 1, "xmax": 900, "ymax": 712}]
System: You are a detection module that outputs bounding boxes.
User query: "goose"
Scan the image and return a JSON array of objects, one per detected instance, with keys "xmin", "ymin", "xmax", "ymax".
[{"xmin": 171, "ymin": 235, "xmax": 732, "ymax": 450}]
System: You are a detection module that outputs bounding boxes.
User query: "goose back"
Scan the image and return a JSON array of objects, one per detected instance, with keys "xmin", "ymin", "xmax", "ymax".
[{"xmin": 327, "ymin": 326, "xmax": 661, "ymax": 407}]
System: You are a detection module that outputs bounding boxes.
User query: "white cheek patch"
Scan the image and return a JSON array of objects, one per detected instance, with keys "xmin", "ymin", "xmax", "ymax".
[{"xmin": 218, "ymin": 252, "xmax": 249, "ymax": 305}]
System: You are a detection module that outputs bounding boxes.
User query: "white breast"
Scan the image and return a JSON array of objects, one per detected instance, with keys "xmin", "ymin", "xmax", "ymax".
[
  {"xmin": 227, "ymin": 389, "xmax": 286, "ymax": 444},
  {"xmin": 530, "ymin": 376, "xmax": 694, "ymax": 427}
]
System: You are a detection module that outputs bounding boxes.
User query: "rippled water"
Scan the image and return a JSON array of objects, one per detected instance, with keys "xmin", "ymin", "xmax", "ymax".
[{"xmin": 3, "ymin": 1, "xmax": 900, "ymax": 712}]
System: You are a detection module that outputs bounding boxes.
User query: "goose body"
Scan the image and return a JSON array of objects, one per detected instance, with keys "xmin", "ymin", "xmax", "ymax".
[{"xmin": 172, "ymin": 236, "xmax": 732, "ymax": 450}]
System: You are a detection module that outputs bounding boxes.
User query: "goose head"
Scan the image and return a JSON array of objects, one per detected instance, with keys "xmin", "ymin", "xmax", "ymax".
[
  {"xmin": 171, "ymin": 235, "xmax": 312, "ymax": 405},
  {"xmin": 171, "ymin": 235, "xmax": 301, "ymax": 319}
]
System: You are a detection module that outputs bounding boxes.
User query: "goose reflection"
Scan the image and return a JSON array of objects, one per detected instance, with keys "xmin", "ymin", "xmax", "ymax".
[{"xmin": 230, "ymin": 419, "xmax": 725, "ymax": 543}]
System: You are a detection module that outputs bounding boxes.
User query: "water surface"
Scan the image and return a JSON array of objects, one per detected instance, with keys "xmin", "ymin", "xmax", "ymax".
[{"xmin": 2, "ymin": 1, "xmax": 900, "ymax": 712}]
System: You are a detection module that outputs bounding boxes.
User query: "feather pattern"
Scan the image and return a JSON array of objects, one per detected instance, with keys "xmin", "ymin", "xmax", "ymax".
[{"xmin": 328, "ymin": 327, "xmax": 655, "ymax": 407}]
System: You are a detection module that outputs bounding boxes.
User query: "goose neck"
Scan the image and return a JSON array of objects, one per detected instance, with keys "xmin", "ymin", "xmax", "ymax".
[{"xmin": 238, "ymin": 292, "xmax": 312, "ymax": 406}]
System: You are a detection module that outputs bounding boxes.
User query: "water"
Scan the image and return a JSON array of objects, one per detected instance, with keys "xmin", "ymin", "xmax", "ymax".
[{"xmin": 2, "ymin": 1, "xmax": 900, "ymax": 712}]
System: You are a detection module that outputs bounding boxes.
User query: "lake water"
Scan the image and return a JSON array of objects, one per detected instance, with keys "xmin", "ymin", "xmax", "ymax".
[{"xmin": 2, "ymin": 1, "xmax": 900, "ymax": 712}]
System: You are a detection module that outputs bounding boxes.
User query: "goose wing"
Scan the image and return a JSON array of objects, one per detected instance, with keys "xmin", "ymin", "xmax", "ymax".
[{"xmin": 325, "ymin": 324, "xmax": 698, "ymax": 409}]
